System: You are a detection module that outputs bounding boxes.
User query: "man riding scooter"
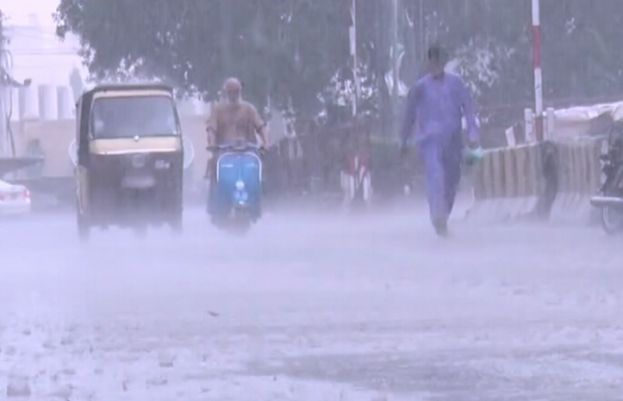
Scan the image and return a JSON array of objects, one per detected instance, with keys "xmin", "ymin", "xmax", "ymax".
[{"xmin": 206, "ymin": 78, "xmax": 268, "ymax": 224}]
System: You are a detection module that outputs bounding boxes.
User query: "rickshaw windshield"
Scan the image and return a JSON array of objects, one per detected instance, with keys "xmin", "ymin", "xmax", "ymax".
[{"xmin": 90, "ymin": 95, "xmax": 178, "ymax": 139}]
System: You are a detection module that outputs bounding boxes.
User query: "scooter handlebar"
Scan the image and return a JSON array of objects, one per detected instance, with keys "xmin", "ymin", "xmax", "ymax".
[{"xmin": 207, "ymin": 143, "xmax": 266, "ymax": 156}]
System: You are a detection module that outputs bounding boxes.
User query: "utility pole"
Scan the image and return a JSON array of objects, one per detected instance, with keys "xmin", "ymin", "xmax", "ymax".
[
  {"xmin": 532, "ymin": 0, "xmax": 543, "ymax": 141},
  {"xmin": 418, "ymin": 0, "xmax": 424, "ymax": 74},
  {"xmin": 350, "ymin": 0, "xmax": 360, "ymax": 117},
  {"xmin": 0, "ymin": 18, "xmax": 8, "ymax": 157},
  {"xmin": 0, "ymin": 16, "xmax": 32, "ymax": 157},
  {"xmin": 388, "ymin": 0, "xmax": 402, "ymax": 139},
  {"xmin": 391, "ymin": 0, "xmax": 399, "ymax": 106}
]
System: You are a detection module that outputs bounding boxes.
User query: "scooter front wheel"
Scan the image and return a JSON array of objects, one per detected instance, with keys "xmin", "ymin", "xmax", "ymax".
[{"xmin": 231, "ymin": 218, "xmax": 251, "ymax": 235}]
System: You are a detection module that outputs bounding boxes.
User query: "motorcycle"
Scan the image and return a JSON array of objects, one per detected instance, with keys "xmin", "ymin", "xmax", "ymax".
[
  {"xmin": 590, "ymin": 123, "xmax": 623, "ymax": 234},
  {"xmin": 208, "ymin": 142, "xmax": 263, "ymax": 232}
]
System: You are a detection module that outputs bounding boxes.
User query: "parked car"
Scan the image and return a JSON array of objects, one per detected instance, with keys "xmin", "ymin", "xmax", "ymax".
[{"xmin": 0, "ymin": 179, "xmax": 31, "ymax": 215}]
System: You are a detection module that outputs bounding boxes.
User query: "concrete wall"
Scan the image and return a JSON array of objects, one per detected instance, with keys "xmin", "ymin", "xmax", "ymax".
[{"xmin": 11, "ymin": 119, "xmax": 75, "ymax": 177}]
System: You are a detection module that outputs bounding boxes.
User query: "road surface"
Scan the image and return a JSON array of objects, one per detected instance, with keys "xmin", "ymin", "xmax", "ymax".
[{"xmin": 1, "ymin": 208, "xmax": 622, "ymax": 400}]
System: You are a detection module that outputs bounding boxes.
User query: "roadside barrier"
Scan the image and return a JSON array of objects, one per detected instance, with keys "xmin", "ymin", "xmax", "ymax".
[
  {"xmin": 468, "ymin": 143, "xmax": 544, "ymax": 221},
  {"xmin": 548, "ymin": 138, "xmax": 603, "ymax": 223},
  {"xmin": 467, "ymin": 137, "xmax": 603, "ymax": 223}
]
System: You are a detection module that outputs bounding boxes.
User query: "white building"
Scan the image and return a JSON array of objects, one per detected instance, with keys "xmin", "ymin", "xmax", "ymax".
[{"xmin": 1, "ymin": 0, "xmax": 84, "ymax": 86}]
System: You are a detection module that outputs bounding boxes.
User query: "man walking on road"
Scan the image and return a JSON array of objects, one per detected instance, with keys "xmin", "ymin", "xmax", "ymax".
[{"xmin": 401, "ymin": 44, "xmax": 480, "ymax": 236}]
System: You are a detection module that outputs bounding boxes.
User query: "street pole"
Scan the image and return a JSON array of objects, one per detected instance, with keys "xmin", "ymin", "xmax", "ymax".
[{"xmin": 532, "ymin": 0, "xmax": 543, "ymax": 142}]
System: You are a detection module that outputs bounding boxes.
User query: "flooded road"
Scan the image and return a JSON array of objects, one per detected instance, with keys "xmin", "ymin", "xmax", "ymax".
[{"xmin": 1, "ymin": 209, "xmax": 622, "ymax": 400}]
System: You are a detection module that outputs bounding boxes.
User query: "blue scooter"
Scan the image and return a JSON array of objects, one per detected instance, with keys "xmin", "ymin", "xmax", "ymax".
[{"xmin": 208, "ymin": 142, "xmax": 263, "ymax": 231}]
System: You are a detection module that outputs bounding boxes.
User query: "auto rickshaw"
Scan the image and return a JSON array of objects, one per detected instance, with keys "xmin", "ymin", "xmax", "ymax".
[{"xmin": 75, "ymin": 84, "xmax": 184, "ymax": 239}]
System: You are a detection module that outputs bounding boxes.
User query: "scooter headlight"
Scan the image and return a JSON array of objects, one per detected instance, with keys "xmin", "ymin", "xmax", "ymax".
[
  {"xmin": 234, "ymin": 190, "xmax": 249, "ymax": 204},
  {"xmin": 235, "ymin": 180, "xmax": 245, "ymax": 191}
]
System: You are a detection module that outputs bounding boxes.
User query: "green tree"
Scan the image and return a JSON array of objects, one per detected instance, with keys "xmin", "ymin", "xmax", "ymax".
[
  {"xmin": 56, "ymin": 0, "xmax": 353, "ymax": 120},
  {"xmin": 57, "ymin": 0, "xmax": 623, "ymax": 139}
]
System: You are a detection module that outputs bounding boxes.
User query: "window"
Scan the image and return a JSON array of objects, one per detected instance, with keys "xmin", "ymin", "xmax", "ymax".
[{"xmin": 91, "ymin": 96, "xmax": 178, "ymax": 138}]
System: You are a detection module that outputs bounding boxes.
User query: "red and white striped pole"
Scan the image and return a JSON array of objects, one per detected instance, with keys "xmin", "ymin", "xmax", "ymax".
[{"xmin": 532, "ymin": 0, "xmax": 544, "ymax": 141}]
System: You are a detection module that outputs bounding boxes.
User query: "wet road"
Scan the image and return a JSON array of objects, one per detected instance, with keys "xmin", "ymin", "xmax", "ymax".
[{"xmin": 1, "ymin": 209, "xmax": 622, "ymax": 400}]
